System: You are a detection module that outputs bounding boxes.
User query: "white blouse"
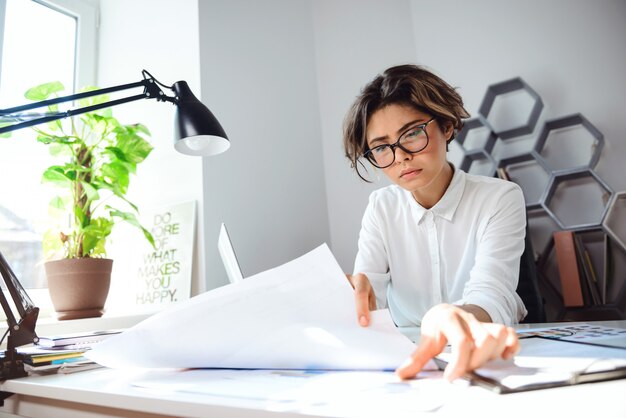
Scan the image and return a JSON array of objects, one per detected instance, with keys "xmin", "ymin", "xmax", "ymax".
[{"xmin": 353, "ymin": 168, "xmax": 528, "ymax": 326}]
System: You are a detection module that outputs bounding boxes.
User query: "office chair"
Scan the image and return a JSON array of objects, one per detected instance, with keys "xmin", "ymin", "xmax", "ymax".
[{"xmin": 516, "ymin": 228, "xmax": 547, "ymax": 323}]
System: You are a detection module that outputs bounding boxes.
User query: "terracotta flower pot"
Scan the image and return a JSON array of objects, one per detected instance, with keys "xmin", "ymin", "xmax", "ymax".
[{"xmin": 44, "ymin": 258, "xmax": 113, "ymax": 321}]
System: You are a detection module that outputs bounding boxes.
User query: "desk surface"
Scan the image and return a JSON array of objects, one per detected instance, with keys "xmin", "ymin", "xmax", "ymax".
[{"xmin": 1, "ymin": 320, "xmax": 625, "ymax": 418}]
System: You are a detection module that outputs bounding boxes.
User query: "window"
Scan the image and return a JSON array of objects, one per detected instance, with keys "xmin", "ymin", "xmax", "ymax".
[{"xmin": 0, "ymin": 0, "xmax": 97, "ymax": 311}]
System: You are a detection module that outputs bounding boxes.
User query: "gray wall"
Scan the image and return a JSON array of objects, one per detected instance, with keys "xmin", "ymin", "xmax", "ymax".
[
  {"xmin": 197, "ymin": 0, "xmax": 626, "ymax": 289},
  {"xmin": 411, "ymin": 0, "xmax": 626, "ymax": 190},
  {"xmin": 312, "ymin": 0, "xmax": 417, "ymax": 271},
  {"xmin": 198, "ymin": 0, "xmax": 331, "ymax": 289}
]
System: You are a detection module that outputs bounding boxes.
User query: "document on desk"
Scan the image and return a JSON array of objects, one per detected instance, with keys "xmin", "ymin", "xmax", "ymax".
[
  {"xmin": 438, "ymin": 336, "xmax": 626, "ymax": 393},
  {"xmin": 132, "ymin": 368, "xmax": 450, "ymax": 414},
  {"xmin": 87, "ymin": 244, "xmax": 420, "ymax": 371}
]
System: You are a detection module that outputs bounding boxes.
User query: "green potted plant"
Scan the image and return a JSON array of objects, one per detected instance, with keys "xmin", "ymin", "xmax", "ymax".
[{"xmin": 24, "ymin": 81, "xmax": 155, "ymax": 320}]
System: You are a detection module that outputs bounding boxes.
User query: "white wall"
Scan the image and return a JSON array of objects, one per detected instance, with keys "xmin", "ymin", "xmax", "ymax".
[
  {"xmin": 97, "ymin": 0, "xmax": 207, "ymax": 302},
  {"xmin": 197, "ymin": 0, "xmax": 331, "ymax": 290}
]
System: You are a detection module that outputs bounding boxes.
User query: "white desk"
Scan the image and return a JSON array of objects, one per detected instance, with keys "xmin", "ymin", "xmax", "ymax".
[{"xmin": 1, "ymin": 321, "xmax": 625, "ymax": 418}]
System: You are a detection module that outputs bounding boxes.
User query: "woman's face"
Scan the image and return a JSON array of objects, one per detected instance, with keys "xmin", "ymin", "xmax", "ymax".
[{"xmin": 366, "ymin": 103, "xmax": 452, "ymax": 194}]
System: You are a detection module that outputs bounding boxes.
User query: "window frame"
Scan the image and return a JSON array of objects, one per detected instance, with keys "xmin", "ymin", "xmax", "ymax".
[
  {"xmin": 0, "ymin": 0, "xmax": 99, "ymax": 318},
  {"xmin": 0, "ymin": 0, "xmax": 99, "ymax": 91}
]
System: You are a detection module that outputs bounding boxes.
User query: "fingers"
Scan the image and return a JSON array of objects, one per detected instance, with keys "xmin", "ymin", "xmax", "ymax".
[
  {"xmin": 445, "ymin": 314, "xmax": 519, "ymax": 380},
  {"xmin": 501, "ymin": 327, "xmax": 520, "ymax": 360},
  {"xmin": 349, "ymin": 273, "xmax": 373, "ymax": 327},
  {"xmin": 395, "ymin": 304, "xmax": 521, "ymax": 382},
  {"xmin": 467, "ymin": 324, "xmax": 507, "ymax": 370},
  {"xmin": 439, "ymin": 311, "xmax": 475, "ymax": 381},
  {"xmin": 448, "ymin": 321, "xmax": 520, "ymax": 381},
  {"xmin": 395, "ymin": 334, "xmax": 446, "ymax": 379}
]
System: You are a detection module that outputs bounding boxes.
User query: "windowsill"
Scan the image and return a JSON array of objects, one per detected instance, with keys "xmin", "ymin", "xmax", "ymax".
[{"xmin": 1, "ymin": 305, "xmax": 163, "ymax": 350}]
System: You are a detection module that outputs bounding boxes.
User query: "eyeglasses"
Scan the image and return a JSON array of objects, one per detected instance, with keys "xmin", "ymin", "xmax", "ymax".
[{"xmin": 363, "ymin": 117, "xmax": 436, "ymax": 169}]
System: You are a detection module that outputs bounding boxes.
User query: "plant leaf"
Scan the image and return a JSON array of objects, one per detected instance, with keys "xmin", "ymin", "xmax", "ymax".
[
  {"xmin": 42, "ymin": 229, "xmax": 65, "ymax": 260},
  {"xmin": 25, "ymin": 81, "xmax": 65, "ymax": 101},
  {"xmin": 48, "ymin": 143, "xmax": 72, "ymax": 157},
  {"xmin": 77, "ymin": 86, "xmax": 110, "ymax": 109},
  {"xmin": 42, "ymin": 166, "xmax": 72, "ymax": 187},
  {"xmin": 0, "ymin": 122, "xmax": 12, "ymax": 138},
  {"xmin": 74, "ymin": 204, "xmax": 88, "ymax": 228},
  {"xmin": 48, "ymin": 196, "xmax": 67, "ymax": 210},
  {"xmin": 132, "ymin": 123, "xmax": 151, "ymax": 137},
  {"xmin": 109, "ymin": 209, "xmax": 155, "ymax": 248},
  {"xmin": 115, "ymin": 126, "xmax": 153, "ymax": 164},
  {"xmin": 81, "ymin": 217, "xmax": 113, "ymax": 256},
  {"xmin": 80, "ymin": 181, "xmax": 100, "ymax": 202},
  {"xmin": 36, "ymin": 133, "xmax": 78, "ymax": 146},
  {"xmin": 101, "ymin": 162, "xmax": 130, "ymax": 193}
]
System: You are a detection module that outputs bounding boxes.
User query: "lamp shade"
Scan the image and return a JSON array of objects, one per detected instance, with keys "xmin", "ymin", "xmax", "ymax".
[{"xmin": 172, "ymin": 81, "xmax": 230, "ymax": 156}]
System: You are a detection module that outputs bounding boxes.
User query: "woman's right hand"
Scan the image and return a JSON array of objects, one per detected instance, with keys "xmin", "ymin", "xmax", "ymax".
[{"xmin": 345, "ymin": 273, "xmax": 377, "ymax": 326}]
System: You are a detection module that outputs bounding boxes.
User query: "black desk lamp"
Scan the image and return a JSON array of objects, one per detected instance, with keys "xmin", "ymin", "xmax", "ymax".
[{"xmin": 0, "ymin": 70, "xmax": 229, "ymax": 381}]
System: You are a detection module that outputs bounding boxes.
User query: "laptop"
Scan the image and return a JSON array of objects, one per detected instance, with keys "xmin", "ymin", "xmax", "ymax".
[{"xmin": 218, "ymin": 223, "xmax": 244, "ymax": 284}]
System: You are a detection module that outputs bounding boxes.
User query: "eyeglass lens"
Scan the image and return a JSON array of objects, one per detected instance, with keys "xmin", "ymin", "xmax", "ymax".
[{"xmin": 368, "ymin": 126, "xmax": 428, "ymax": 168}]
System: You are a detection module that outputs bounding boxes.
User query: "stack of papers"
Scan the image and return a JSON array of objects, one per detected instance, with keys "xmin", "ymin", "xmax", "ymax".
[
  {"xmin": 36, "ymin": 329, "xmax": 123, "ymax": 349},
  {"xmin": 87, "ymin": 244, "xmax": 420, "ymax": 371},
  {"xmin": 16, "ymin": 346, "xmax": 102, "ymax": 375}
]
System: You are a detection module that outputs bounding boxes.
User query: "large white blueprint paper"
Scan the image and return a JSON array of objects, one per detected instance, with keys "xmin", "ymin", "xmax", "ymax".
[{"xmin": 87, "ymin": 244, "xmax": 417, "ymax": 370}]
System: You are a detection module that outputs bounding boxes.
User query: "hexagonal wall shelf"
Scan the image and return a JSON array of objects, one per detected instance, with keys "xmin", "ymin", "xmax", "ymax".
[
  {"xmin": 456, "ymin": 116, "xmax": 497, "ymax": 152},
  {"xmin": 603, "ymin": 191, "xmax": 626, "ymax": 253},
  {"xmin": 467, "ymin": 76, "xmax": 625, "ymax": 319},
  {"xmin": 478, "ymin": 77, "xmax": 543, "ymax": 140},
  {"xmin": 498, "ymin": 152, "xmax": 550, "ymax": 208},
  {"xmin": 534, "ymin": 113, "xmax": 604, "ymax": 174},
  {"xmin": 544, "ymin": 169, "xmax": 613, "ymax": 230},
  {"xmin": 460, "ymin": 150, "xmax": 496, "ymax": 177}
]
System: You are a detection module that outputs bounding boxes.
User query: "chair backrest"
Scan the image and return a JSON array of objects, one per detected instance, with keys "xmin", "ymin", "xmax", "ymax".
[{"xmin": 516, "ymin": 228, "xmax": 546, "ymax": 323}]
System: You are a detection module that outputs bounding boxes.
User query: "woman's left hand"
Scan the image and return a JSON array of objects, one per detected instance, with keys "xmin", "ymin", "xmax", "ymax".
[{"xmin": 395, "ymin": 304, "xmax": 520, "ymax": 381}]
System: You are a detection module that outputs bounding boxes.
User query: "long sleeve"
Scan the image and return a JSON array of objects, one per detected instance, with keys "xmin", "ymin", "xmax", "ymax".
[
  {"xmin": 453, "ymin": 183, "xmax": 527, "ymax": 325},
  {"xmin": 353, "ymin": 193, "xmax": 391, "ymax": 309}
]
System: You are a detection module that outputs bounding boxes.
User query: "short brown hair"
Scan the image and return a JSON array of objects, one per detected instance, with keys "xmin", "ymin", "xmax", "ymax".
[{"xmin": 343, "ymin": 64, "xmax": 470, "ymax": 181}]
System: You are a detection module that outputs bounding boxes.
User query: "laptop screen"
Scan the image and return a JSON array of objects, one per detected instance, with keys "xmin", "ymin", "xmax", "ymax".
[{"xmin": 218, "ymin": 223, "xmax": 244, "ymax": 284}]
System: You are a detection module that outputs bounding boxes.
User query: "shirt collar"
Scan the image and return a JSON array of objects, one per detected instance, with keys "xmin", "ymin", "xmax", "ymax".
[{"xmin": 407, "ymin": 165, "xmax": 466, "ymax": 223}]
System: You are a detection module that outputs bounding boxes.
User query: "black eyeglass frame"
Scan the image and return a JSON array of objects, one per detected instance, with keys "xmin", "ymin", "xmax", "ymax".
[{"xmin": 362, "ymin": 117, "xmax": 436, "ymax": 169}]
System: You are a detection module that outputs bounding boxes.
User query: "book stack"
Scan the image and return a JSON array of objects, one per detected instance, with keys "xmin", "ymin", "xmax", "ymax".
[
  {"xmin": 16, "ymin": 329, "xmax": 122, "ymax": 375},
  {"xmin": 16, "ymin": 346, "xmax": 94, "ymax": 374},
  {"xmin": 553, "ymin": 231, "xmax": 604, "ymax": 307}
]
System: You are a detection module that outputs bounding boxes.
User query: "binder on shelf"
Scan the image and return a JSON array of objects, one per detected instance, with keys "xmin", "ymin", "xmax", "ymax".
[
  {"xmin": 574, "ymin": 234, "xmax": 601, "ymax": 305},
  {"xmin": 496, "ymin": 167, "xmax": 511, "ymax": 181},
  {"xmin": 553, "ymin": 231, "xmax": 584, "ymax": 307},
  {"xmin": 602, "ymin": 234, "xmax": 611, "ymax": 305}
]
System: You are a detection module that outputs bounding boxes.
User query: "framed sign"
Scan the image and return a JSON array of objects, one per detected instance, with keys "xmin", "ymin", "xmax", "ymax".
[{"xmin": 108, "ymin": 201, "xmax": 196, "ymax": 310}]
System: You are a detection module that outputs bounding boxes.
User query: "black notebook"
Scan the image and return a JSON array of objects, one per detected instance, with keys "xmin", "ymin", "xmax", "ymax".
[{"xmin": 435, "ymin": 336, "xmax": 626, "ymax": 394}]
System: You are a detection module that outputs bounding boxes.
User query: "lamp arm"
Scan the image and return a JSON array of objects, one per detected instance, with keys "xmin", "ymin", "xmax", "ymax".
[
  {"xmin": 0, "ymin": 76, "xmax": 176, "ymax": 135},
  {"xmin": 0, "ymin": 250, "xmax": 39, "ymax": 383},
  {"xmin": 0, "ymin": 252, "xmax": 39, "ymax": 348},
  {"xmin": 0, "ymin": 74, "xmax": 173, "ymax": 380},
  {"xmin": 0, "ymin": 69, "xmax": 227, "ymax": 385},
  {"xmin": 0, "ymin": 71, "xmax": 177, "ymax": 351}
]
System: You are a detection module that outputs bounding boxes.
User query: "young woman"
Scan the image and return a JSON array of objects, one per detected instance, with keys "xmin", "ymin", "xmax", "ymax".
[{"xmin": 343, "ymin": 65, "xmax": 526, "ymax": 380}]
